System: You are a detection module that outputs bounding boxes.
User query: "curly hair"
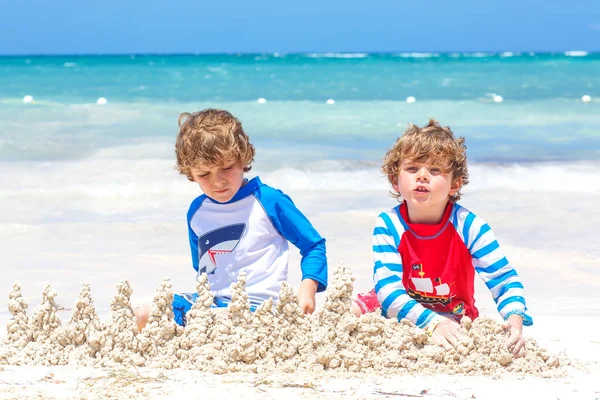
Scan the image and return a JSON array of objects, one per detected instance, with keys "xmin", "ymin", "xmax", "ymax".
[
  {"xmin": 175, "ymin": 109, "xmax": 255, "ymax": 181},
  {"xmin": 382, "ymin": 118, "xmax": 469, "ymax": 201}
]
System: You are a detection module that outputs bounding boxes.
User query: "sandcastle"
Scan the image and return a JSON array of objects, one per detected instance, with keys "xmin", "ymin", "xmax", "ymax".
[{"xmin": 0, "ymin": 266, "xmax": 568, "ymax": 377}]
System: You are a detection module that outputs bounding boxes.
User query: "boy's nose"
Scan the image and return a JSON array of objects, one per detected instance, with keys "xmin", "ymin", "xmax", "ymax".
[
  {"xmin": 416, "ymin": 167, "xmax": 429, "ymax": 180},
  {"xmin": 214, "ymin": 176, "xmax": 226, "ymax": 186}
]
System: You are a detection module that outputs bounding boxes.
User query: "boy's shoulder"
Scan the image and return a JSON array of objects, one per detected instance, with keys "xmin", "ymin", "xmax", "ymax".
[
  {"xmin": 252, "ymin": 180, "xmax": 293, "ymax": 203},
  {"xmin": 186, "ymin": 177, "xmax": 293, "ymax": 219},
  {"xmin": 450, "ymin": 203, "xmax": 488, "ymax": 227}
]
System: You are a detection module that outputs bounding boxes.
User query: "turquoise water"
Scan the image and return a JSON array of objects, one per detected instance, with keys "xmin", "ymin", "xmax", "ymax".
[{"xmin": 0, "ymin": 52, "xmax": 599, "ymax": 164}]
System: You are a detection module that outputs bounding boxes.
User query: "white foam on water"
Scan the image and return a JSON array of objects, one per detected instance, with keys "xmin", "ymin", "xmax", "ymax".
[
  {"xmin": 564, "ymin": 51, "xmax": 589, "ymax": 57},
  {"xmin": 464, "ymin": 52, "xmax": 491, "ymax": 58},
  {"xmin": 304, "ymin": 53, "xmax": 369, "ymax": 59},
  {"xmin": 1, "ymin": 159, "xmax": 598, "ymax": 224},
  {"xmin": 396, "ymin": 53, "xmax": 440, "ymax": 58}
]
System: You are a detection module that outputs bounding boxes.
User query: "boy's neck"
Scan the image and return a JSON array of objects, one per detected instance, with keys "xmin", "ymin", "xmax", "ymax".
[{"xmin": 404, "ymin": 200, "xmax": 450, "ymax": 224}]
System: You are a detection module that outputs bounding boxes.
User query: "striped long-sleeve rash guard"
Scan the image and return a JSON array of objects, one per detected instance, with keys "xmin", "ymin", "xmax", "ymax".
[{"xmin": 373, "ymin": 201, "xmax": 533, "ymax": 329}]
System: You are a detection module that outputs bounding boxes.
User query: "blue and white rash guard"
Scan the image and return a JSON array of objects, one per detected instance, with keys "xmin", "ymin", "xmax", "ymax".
[{"xmin": 187, "ymin": 176, "xmax": 327, "ymax": 306}]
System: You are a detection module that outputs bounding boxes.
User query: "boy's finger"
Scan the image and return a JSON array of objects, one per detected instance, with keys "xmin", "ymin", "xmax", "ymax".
[
  {"xmin": 454, "ymin": 330, "xmax": 467, "ymax": 342},
  {"xmin": 512, "ymin": 340, "xmax": 525, "ymax": 358},
  {"xmin": 505, "ymin": 333, "xmax": 519, "ymax": 349},
  {"xmin": 442, "ymin": 338, "xmax": 454, "ymax": 351},
  {"xmin": 434, "ymin": 334, "xmax": 454, "ymax": 351},
  {"xmin": 446, "ymin": 333, "xmax": 459, "ymax": 348}
]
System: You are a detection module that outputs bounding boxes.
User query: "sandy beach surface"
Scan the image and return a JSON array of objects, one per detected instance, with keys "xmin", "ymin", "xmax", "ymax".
[{"xmin": 1, "ymin": 163, "xmax": 599, "ymax": 399}]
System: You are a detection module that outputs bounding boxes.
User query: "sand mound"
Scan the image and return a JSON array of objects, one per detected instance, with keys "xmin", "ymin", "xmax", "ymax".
[{"xmin": 0, "ymin": 266, "xmax": 570, "ymax": 377}]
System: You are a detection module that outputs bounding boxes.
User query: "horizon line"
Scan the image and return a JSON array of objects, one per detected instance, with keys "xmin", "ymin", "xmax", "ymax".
[{"xmin": 0, "ymin": 50, "xmax": 598, "ymax": 57}]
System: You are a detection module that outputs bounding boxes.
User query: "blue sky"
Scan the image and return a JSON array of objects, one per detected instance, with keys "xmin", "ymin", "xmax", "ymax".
[{"xmin": 1, "ymin": 0, "xmax": 599, "ymax": 54}]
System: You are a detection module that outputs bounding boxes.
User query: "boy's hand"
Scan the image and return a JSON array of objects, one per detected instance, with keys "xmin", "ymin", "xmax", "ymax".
[
  {"xmin": 430, "ymin": 317, "xmax": 465, "ymax": 351},
  {"xmin": 297, "ymin": 279, "xmax": 318, "ymax": 314},
  {"xmin": 503, "ymin": 314, "xmax": 526, "ymax": 358}
]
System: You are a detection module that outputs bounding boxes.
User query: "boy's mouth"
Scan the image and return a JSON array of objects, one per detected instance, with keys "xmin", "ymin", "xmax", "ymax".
[{"xmin": 414, "ymin": 186, "xmax": 429, "ymax": 193}]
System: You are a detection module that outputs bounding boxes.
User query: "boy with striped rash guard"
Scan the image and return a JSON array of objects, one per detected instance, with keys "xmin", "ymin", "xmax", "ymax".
[
  {"xmin": 352, "ymin": 119, "xmax": 532, "ymax": 357},
  {"xmin": 135, "ymin": 109, "xmax": 327, "ymax": 328}
]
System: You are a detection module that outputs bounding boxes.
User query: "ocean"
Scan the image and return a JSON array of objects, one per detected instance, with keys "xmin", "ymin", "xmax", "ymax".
[
  {"xmin": 1, "ymin": 52, "xmax": 599, "ymax": 163},
  {"xmin": 0, "ymin": 52, "xmax": 599, "ymax": 316}
]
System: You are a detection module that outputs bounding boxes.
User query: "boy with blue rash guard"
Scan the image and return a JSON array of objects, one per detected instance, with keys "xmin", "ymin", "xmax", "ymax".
[
  {"xmin": 352, "ymin": 119, "xmax": 532, "ymax": 358},
  {"xmin": 135, "ymin": 109, "xmax": 327, "ymax": 328}
]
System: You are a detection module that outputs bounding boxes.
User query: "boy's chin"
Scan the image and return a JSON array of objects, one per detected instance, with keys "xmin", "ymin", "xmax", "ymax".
[{"xmin": 210, "ymin": 191, "xmax": 234, "ymax": 202}]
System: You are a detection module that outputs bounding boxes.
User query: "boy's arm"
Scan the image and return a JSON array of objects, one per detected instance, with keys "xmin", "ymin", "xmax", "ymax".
[
  {"xmin": 373, "ymin": 212, "xmax": 438, "ymax": 328},
  {"xmin": 465, "ymin": 214, "xmax": 533, "ymax": 326},
  {"xmin": 186, "ymin": 196, "xmax": 206, "ymax": 272},
  {"xmin": 297, "ymin": 278, "xmax": 319, "ymax": 314},
  {"xmin": 261, "ymin": 189, "xmax": 327, "ymax": 292}
]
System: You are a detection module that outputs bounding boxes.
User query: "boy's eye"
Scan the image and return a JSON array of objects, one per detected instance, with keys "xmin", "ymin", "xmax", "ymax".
[
  {"xmin": 197, "ymin": 172, "xmax": 209, "ymax": 178},
  {"xmin": 405, "ymin": 166, "xmax": 418, "ymax": 172},
  {"xmin": 221, "ymin": 167, "xmax": 232, "ymax": 171}
]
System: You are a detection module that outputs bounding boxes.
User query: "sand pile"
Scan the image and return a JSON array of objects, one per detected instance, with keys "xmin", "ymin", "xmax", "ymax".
[{"xmin": 0, "ymin": 266, "xmax": 569, "ymax": 377}]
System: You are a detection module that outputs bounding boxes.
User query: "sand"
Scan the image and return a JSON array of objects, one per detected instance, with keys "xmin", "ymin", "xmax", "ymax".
[
  {"xmin": 1, "ymin": 181, "xmax": 599, "ymax": 399},
  {"xmin": 1, "ymin": 265, "xmax": 591, "ymax": 399}
]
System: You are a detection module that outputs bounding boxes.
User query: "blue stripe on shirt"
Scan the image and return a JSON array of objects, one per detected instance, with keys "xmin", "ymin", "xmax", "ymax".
[
  {"xmin": 381, "ymin": 289, "xmax": 404, "ymax": 311},
  {"xmin": 415, "ymin": 309, "xmax": 435, "ymax": 328},
  {"xmin": 469, "ymin": 223, "xmax": 491, "ymax": 252},
  {"xmin": 472, "ymin": 240, "xmax": 499, "ymax": 259},
  {"xmin": 452, "ymin": 204, "xmax": 460, "ymax": 229},
  {"xmin": 373, "ymin": 227, "xmax": 389, "ymax": 236},
  {"xmin": 462, "ymin": 212, "xmax": 475, "ymax": 247},
  {"xmin": 497, "ymin": 295, "xmax": 526, "ymax": 311},
  {"xmin": 380, "ymin": 212, "xmax": 401, "ymax": 246},
  {"xmin": 397, "ymin": 299, "xmax": 419, "ymax": 320},
  {"xmin": 485, "ymin": 269, "xmax": 518, "ymax": 290},
  {"xmin": 373, "ymin": 244, "xmax": 398, "ymax": 253},
  {"xmin": 375, "ymin": 275, "xmax": 402, "ymax": 293},
  {"xmin": 374, "ymin": 260, "xmax": 403, "ymax": 273},
  {"xmin": 494, "ymin": 281, "xmax": 524, "ymax": 301},
  {"xmin": 475, "ymin": 257, "xmax": 509, "ymax": 274},
  {"xmin": 394, "ymin": 206, "xmax": 409, "ymax": 231}
]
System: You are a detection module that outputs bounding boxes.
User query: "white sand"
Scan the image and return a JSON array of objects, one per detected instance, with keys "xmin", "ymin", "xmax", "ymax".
[{"xmin": 1, "ymin": 166, "xmax": 599, "ymax": 399}]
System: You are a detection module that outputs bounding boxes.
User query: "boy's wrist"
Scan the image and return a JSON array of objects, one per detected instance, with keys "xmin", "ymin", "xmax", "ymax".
[
  {"xmin": 505, "ymin": 309, "xmax": 533, "ymax": 326},
  {"xmin": 506, "ymin": 313, "xmax": 524, "ymax": 330},
  {"xmin": 424, "ymin": 314, "xmax": 444, "ymax": 337},
  {"xmin": 300, "ymin": 278, "xmax": 319, "ymax": 293}
]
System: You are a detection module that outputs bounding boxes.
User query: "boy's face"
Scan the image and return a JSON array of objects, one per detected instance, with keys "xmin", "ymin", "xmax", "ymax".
[
  {"xmin": 392, "ymin": 158, "xmax": 461, "ymax": 215},
  {"xmin": 189, "ymin": 160, "xmax": 246, "ymax": 203}
]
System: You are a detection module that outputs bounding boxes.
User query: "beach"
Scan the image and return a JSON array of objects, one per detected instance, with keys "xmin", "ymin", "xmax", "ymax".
[
  {"xmin": 1, "ymin": 159, "xmax": 599, "ymax": 399},
  {"xmin": 0, "ymin": 53, "xmax": 599, "ymax": 398}
]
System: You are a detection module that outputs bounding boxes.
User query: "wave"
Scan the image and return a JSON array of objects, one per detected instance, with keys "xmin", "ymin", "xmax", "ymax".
[
  {"xmin": 303, "ymin": 53, "xmax": 369, "ymax": 59},
  {"xmin": 2, "ymin": 160, "xmax": 597, "ymax": 198},
  {"xmin": 395, "ymin": 52, "xmax": 441, "ymax": 58},
  {"xmin": 564, "ymin": 51, "xmax": 589, "ymax": 57}
]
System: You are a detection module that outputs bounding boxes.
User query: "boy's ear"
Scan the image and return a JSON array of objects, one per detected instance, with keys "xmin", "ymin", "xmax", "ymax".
[
  {"xmin": 391, "ymin": 176, "xmax": 400, "ymax": 193},
  {"xmin": 449, "ymin": 177, "xmax": 462, "ymax": 196}
]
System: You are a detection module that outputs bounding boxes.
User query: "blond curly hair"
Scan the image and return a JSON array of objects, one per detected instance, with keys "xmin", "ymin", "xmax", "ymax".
[
  {"xmin": 382, "ymin": 118, "xmax": 469, "ymax": 201},
  {"xmin": 175, "ymin": 109, "xmax": 255, "ymax": 181}
]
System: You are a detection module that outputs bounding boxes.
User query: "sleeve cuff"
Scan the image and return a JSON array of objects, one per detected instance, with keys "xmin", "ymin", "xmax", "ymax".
[
  {"xmin": 302, "ymin": 275, "xmax": 327, "ymax": 292},
  {"xmin": 505, "ymin": 309, "xmax": 533, "ymax": 326}
]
